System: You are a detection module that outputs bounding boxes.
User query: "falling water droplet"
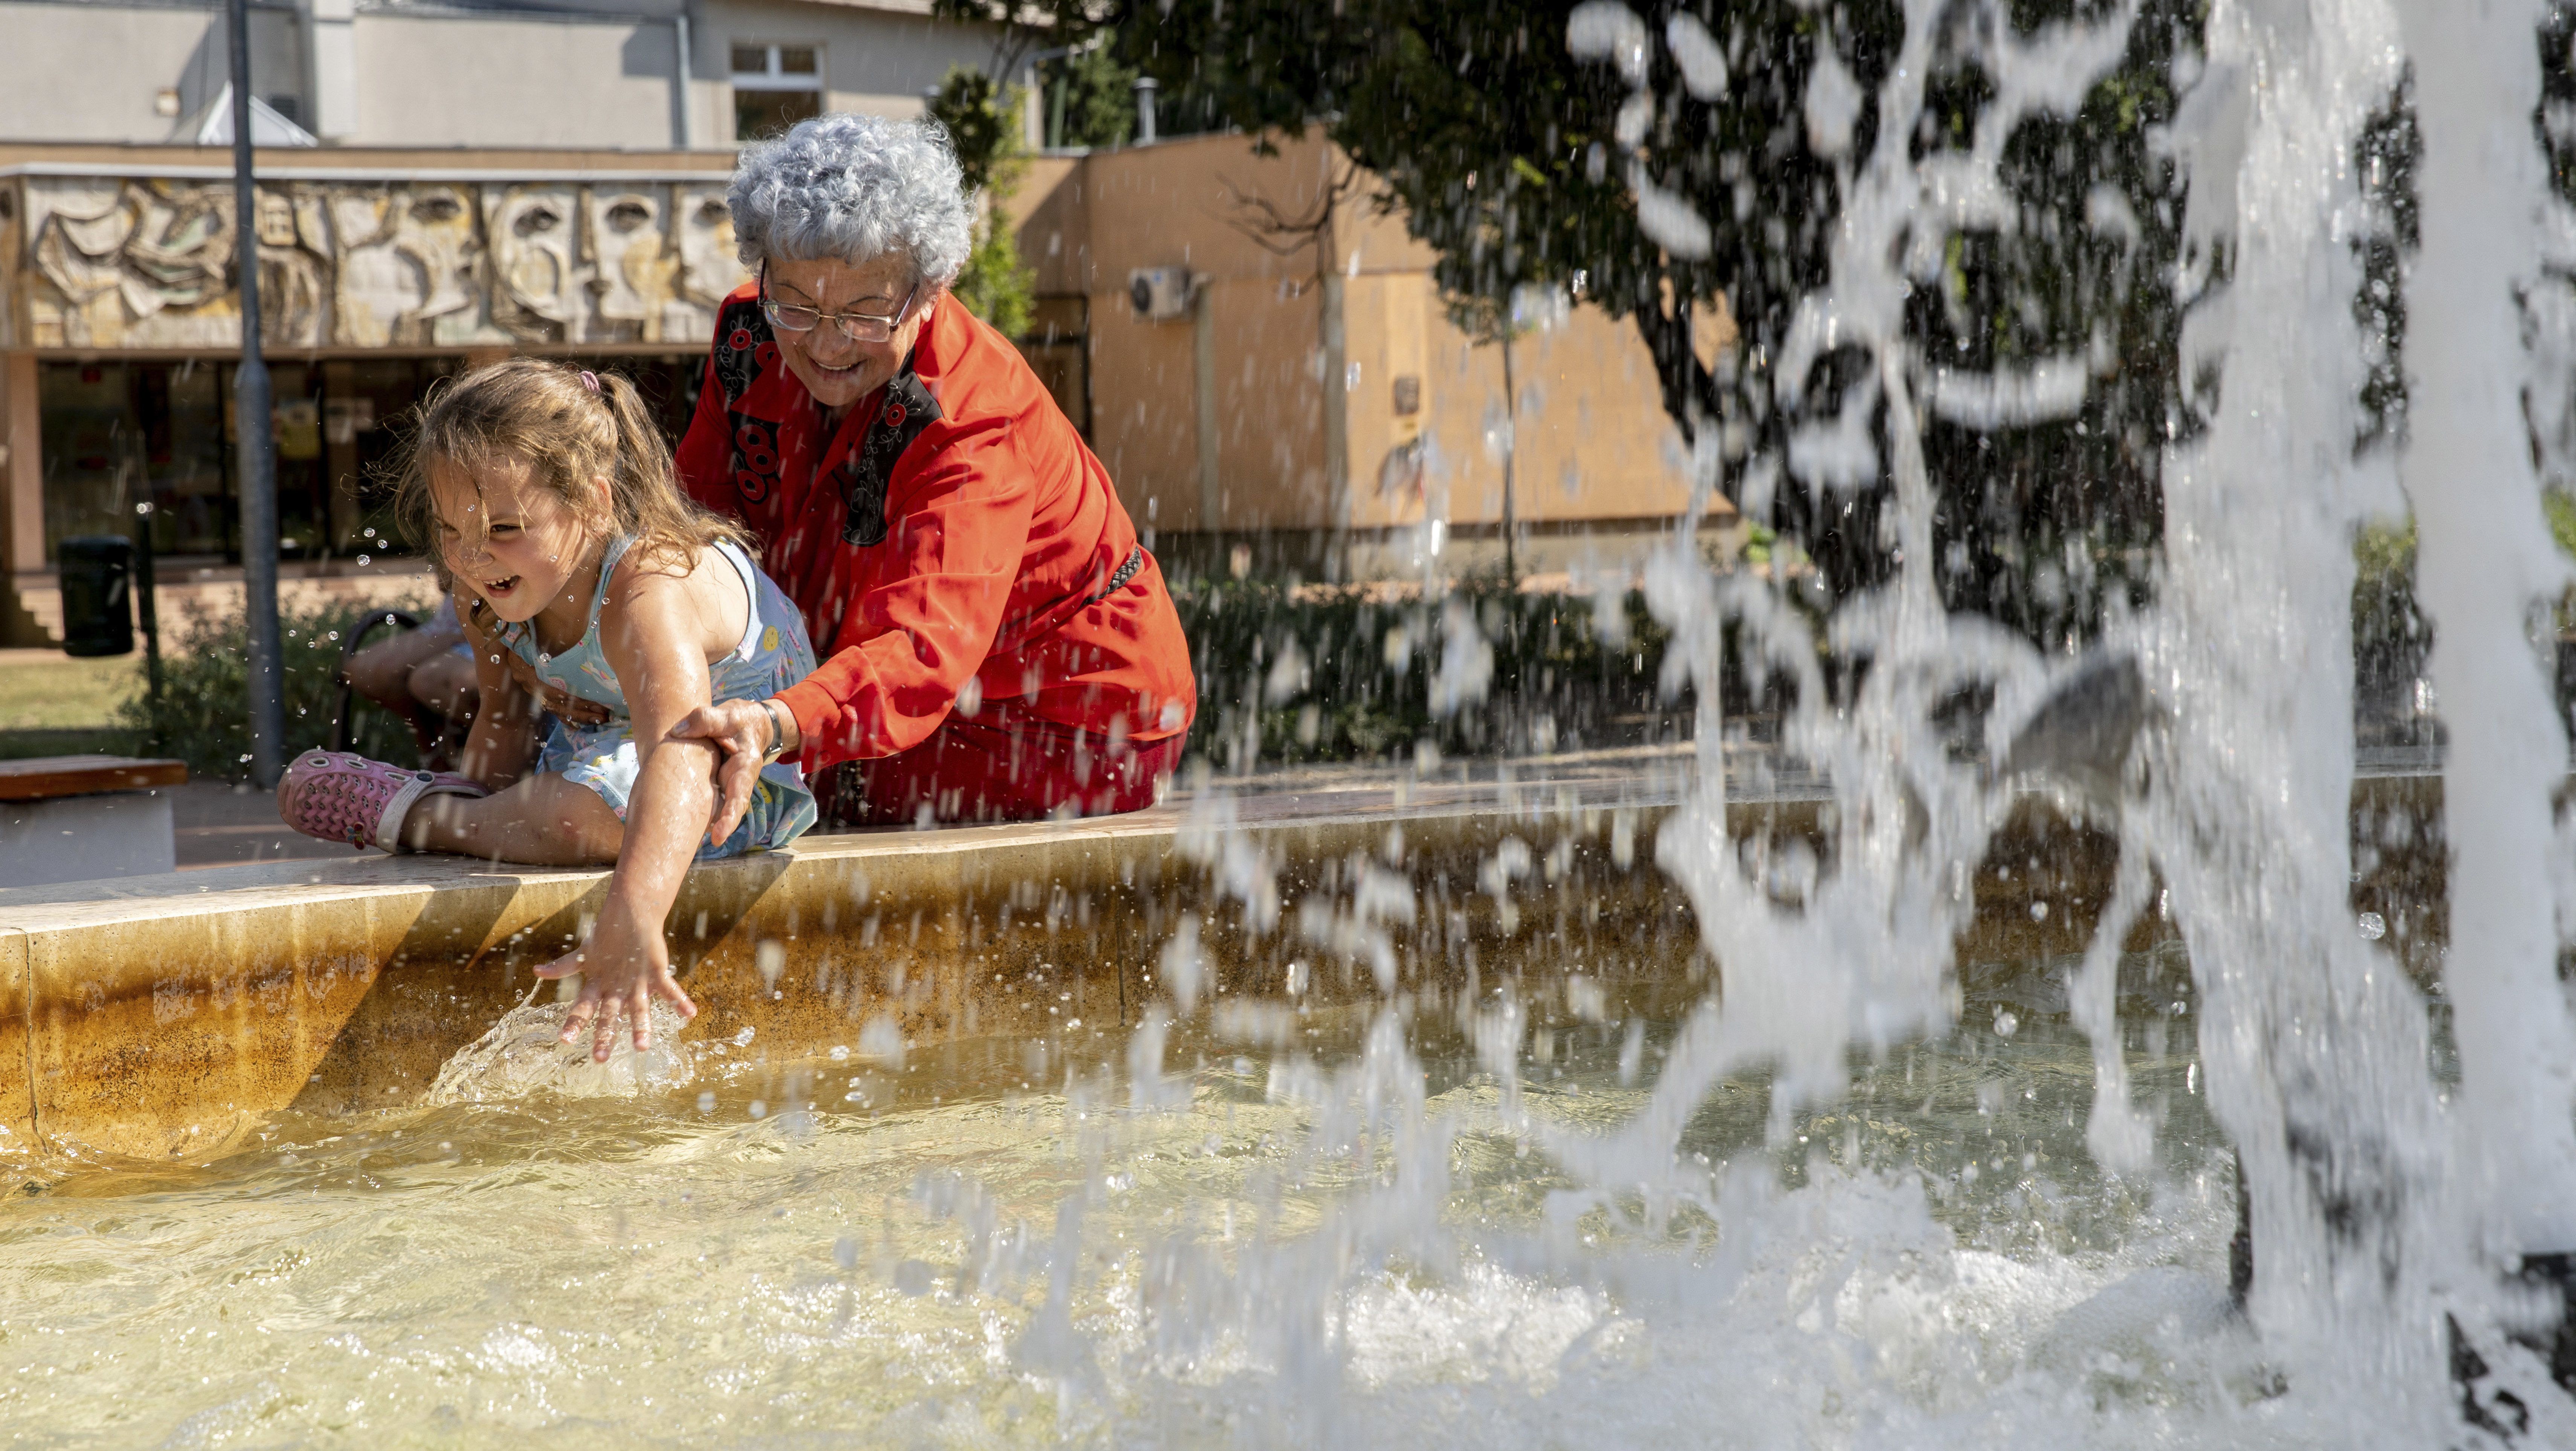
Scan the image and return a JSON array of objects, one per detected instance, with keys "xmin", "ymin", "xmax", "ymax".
[{"xmin": 2357, "ymin": 911, "xmax": 2387, "ymax": 940}]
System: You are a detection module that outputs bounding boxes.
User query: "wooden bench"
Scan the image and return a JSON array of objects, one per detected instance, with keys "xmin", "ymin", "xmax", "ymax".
[{"xmin": 0, "ymin": 755, "xmax": 189, "ymax": 887}]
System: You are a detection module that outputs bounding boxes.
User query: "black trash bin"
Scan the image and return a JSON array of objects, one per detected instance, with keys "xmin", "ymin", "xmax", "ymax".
[{"xmin": 58, "ymin": 535, "xmax": 134, "ymax": 658}]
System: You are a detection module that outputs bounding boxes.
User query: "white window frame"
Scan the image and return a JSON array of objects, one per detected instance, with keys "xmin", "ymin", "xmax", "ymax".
[{"xmin": 730, "ymin": 42, "xmax": 825, "ymax": 92}]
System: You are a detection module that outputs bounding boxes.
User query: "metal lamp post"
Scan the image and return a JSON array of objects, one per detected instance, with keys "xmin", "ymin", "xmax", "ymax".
[{"xmin": 227, "ymin": 0, "xmax": 286, "ymax": 788}]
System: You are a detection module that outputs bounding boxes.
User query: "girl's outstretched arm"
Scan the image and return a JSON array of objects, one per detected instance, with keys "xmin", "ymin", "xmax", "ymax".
[{"xmin": 534, "ymin": 564, "xmax": 722, "ymax": 1060}]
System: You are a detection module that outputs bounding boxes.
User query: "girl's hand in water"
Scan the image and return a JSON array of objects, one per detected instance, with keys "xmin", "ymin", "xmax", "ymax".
[{"xmin": 533, "ymin": 898, "xmax": 697, "ymax": 1060}]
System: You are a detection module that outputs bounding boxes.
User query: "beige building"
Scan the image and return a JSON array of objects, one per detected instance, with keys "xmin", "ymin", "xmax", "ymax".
[
  {"xmin": 0, "ymin": 0, "xmax": 992, "ymax": 150},
  {"xmin": 0, "ymin": 142, "xmax": 769, "ymax": 641},
  {"xmin": 0, "ymin": 127, "xmax": 1728, "ymax": 643},
  {"xmin": 1009, "ymin": 130, "xmax": 1734, "ymax": 581}
]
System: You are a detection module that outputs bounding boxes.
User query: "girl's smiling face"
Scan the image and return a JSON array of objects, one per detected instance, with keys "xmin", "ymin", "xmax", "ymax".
[{"xmin": 430, "ymin": 454, "xmax": 603, "ymax": 626}]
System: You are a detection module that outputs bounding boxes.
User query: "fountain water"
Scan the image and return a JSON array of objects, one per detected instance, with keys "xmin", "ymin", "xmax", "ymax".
[{"xmin": 6, "ymin": 1, "xmax": 2576, "ymax": 1443}]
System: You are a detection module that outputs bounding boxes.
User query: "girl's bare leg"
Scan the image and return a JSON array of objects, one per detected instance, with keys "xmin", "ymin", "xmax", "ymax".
[
  {"xmin": 399, "ymin": 773, "xmax": 626, "ymax": 864},
  {"xmin": 410, "ymin": 652, "xmax": 481, "ymax": 723},
  {"xmin": 345, "ymin": 625, "xmax": 456, "ymax": 714},
  {"xmin": 407, "ymin": 653, "xmax": 484, "ymax": 771}
]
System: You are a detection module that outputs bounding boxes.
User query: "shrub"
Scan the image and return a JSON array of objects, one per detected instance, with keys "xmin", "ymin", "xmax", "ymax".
[
  {"xmin": 1170, "ymin": 577, "xmax": 1686, "ymax": 769},
  {"xmin": 118, "ymin": 598, "xmax": 432, "ymax": 781},
  {"xmin": 932, "ymin": 69, "xmax": 1036, "ymax": 341}
]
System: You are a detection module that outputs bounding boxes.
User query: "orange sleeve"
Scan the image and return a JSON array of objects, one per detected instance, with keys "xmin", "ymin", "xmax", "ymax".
[{"xmin": 774, "ymin": 415, "xmax": 1033, "ymax": 766}]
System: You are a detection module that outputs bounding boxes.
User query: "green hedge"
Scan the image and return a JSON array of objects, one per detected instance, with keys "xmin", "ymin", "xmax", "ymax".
[
  {"xmin": 118, "ymin": 599, "xmax": 430, "ymax": 782},
  {"xmin": 124, "ymin": 579, "xmax": 1694, "ymax": 782},
  {"xmin": 1169, "ymin": 577, "xmax": 1682, "ymax": 767}
]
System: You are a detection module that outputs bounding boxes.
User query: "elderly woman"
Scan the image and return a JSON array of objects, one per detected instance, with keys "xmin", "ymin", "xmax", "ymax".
[{"xmin": 666, "ymin": 113, "xmax": 1196, "ymax": 832}]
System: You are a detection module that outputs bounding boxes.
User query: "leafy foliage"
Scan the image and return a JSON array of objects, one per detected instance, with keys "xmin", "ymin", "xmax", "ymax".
[
  {"xmin": 927, "ymin": 67, "xmax": 1019, "ymax": 196},
  {"xmin": 1170, "ymin": 577, "xmax": 1712, "ymax": 767},
  {"xmin": 1047, "ymin": 42, "xmax": 1141, "ymax": 148},
  {"xmin": 1125, "ymin": 0, "xmax": 2210, "ymax": 657},
  {"xmin": 118, "ymin": 600, "xmax": 427, "ymax": 781},
  {"xmin": 953, "ymin": 204, "xmax": 1036, "ymax": 339},
  {"xmin": 930, "ymin": 69, "xmax": 1038, "ymax": 339}
]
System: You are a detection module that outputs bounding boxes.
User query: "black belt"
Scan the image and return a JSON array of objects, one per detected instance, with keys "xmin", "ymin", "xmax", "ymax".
[
  {"xmin": 1081, "ymin": 544, "xmax": 1147, "ymax": 608},
  {"xmin": 993, "ymin": 545, "xmax": 1151, "ymax": 655}
]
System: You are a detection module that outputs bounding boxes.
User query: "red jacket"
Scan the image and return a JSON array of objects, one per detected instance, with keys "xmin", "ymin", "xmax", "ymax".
[{"xmin": 675, "ymin": 284, "xmax": 1196, "ymax": 770}]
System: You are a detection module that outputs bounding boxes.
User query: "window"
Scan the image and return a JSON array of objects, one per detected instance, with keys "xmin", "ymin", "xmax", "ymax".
[{"xmin": 732, "ymin": 43, "xmax": 822, "ymax": 141}]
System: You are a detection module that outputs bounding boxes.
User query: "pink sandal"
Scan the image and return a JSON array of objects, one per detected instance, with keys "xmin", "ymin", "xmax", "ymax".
[{"xmin": 277, "ymin": 751, "xmax": 489, "ymax": 852}]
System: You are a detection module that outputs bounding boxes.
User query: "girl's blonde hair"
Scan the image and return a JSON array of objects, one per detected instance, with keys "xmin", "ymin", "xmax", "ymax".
[{"xmin": 395, "ymin": 359, "xmax": 744, "ymax": 588}]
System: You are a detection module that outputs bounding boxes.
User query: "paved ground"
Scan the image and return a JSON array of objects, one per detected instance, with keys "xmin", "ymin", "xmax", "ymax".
[{"xmin": 170, "ymin": 780, "xmax": 370, "ymax": 868}]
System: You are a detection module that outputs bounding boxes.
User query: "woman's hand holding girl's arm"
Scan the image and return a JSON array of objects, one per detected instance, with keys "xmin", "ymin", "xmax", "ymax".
[
  {"xmin": 670, "ymin": 697, "xmax": 799, "ymax": 845},
  {"xmin": 533, "ymin": 569, "xmax": 715, "ymax": 1061}
]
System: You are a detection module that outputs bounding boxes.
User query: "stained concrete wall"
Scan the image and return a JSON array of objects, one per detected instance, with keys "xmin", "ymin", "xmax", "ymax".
[
  {"xmin": 0, "ymin": 784, "xmax": 1715, "ymax": 1159},
  {"xmin": 0, "ymin": 0, "xmax": 990, "ymax": 152},
  {"xmin": 353, "ymin": 13, "xmax": 681, "ymax": 150},
  {"xmin": 1010, "ymin": 130, "xmax": 1734, "ymax": 555},
  {"xmin": 0, "ymin": 2, "xmax": 302, "ymax": 145},
  {"xmin": 0, "ymin": 770, "xmax": 2459, "ymax": 1162}
]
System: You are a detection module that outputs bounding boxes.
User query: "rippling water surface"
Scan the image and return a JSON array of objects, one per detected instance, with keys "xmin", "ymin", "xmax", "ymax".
[{"xmin": 0, "ymin": 971, "xmax": 2286, "ymax": 1449}]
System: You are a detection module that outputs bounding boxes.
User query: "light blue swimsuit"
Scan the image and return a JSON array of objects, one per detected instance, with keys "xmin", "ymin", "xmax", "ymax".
[{"xmin": 491, "ymin": 535, "xmax": 818, "ymax": 859}]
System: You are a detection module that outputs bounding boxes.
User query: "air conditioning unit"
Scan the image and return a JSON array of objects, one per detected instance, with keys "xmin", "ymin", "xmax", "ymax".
[{"xmin": 1128, "ymin": 266, "xmax": 1196, "ymax": 322}]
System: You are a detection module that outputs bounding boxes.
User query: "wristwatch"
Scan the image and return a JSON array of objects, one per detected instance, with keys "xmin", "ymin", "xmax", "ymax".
[{"xmin": 757, "ymin": 699, "xmax": 789, "ymax": 765}]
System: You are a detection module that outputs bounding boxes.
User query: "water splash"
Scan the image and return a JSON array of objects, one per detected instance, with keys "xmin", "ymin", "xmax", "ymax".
[
  {"xmin": 43, "ymin": 2, "xmax": 2576, "ymax": 1442},
  {"xmin": 424, "ymin": 990, "xmax": 694, "ymax": 1104}
]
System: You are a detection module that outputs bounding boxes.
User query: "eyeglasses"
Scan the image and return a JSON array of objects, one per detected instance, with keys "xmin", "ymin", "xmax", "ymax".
[{"xmin": 759, "ymin": 267, "xmax": 922, "ymax": 344}]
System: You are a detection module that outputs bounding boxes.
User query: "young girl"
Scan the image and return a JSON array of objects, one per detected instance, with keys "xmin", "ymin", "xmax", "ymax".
[{"xmin": 277, "ymin": 360, "xmax": 818, "ymax": 1060}]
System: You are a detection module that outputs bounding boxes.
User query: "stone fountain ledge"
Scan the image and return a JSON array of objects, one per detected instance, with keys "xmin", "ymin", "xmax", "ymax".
[
  {"xmin": 0, "ymin": 747, "xmax": 2446, "ymax": 1162},
  {"xmin": 0, "ymin": 757, "xmax": 1728, "ymax": 1161}
]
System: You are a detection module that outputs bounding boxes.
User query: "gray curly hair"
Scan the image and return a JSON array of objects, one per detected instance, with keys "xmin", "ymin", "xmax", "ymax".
[{"xmin": 728, "ymin": 113, "xmax": 975, "ymax": 287}]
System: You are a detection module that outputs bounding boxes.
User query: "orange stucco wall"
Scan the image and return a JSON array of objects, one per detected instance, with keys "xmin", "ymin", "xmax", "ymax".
[{"xmin": 1005, "ymin": 131, "xmax": 1728, "ymax": 540}]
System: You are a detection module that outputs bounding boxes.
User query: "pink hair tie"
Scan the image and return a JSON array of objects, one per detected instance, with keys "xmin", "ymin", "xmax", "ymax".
[{"xmin": 579, "ymin": 370, "xmax": 600, "ymax": 393}]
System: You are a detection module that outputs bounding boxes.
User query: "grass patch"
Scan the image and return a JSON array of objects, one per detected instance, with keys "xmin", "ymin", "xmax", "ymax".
[
  {"xmin": 0, "ymin": 654, "xmax": 145, "ymax": 731},
  {"xmin": 0, "ymin": 726, "xmax": 147, "ymax": 761}
]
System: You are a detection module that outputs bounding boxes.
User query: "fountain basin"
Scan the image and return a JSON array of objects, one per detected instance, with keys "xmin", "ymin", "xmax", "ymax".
[
  {"xmin": 0, "ymin": 757, "xmax": 2451, "ymax": 1165},
  {"xmin": 0, "ymin": 770, "xmax": 1711, "ymax": 1161}
]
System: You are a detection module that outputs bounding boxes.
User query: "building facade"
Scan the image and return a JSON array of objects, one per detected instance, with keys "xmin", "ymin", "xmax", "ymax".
[
  {"xmin": 0, "ymin": 12, "xmax": 1729, "ymax": 643},
  {"xmin": 0, "ymin": 0, "xmax": 996, "ymax": 640},
  {"xmin": 0, "ymin": 144, "xmax": 774, "ymax": 641},
  {"xmin": 0, "ymin": 0, "xmax": 989, "ymax": 151},
  {"xmin": 1004, "ymin": 131, "xmax": 1736, "ymax": 583}
]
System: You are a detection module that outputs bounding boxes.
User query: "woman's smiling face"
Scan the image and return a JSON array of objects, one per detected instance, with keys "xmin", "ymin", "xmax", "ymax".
[
  {"xmin": 765, "ymin": 254, "xmax": 935, "ymax": 415},
  {"xmin": 430, "ymin": 454, "xmax": 602, "ymax": 626}
]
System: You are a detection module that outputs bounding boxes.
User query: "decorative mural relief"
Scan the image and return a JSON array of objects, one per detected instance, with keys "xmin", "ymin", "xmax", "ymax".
[
  {"xmin": 3, "ymin": 174, "xmax": 752, "ymax": 351},
  {"xmin": 485, "ymin": 184, "xmax": 582, "ymax": 342},
  {"xmin": 674, "ymin": 185, "xmax": 739, "ymax": 316},
  {"xmin": 585, "ymin": 189, "xmax": 679, "ymax": 342}
]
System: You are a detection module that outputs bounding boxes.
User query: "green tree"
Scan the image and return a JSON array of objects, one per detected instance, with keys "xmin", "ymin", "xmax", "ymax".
[
  {"xmin": 926, "ymin": 0, "xmax": 1141, "ymax": 150},
  {"xmin": 1047, "ymin": 41, "xmax": 1140, "ymax": 149},
  {"xmin": 1123, "ymin": 0, "xmax": 2205, "ymax": 650},
  {"xmin": 929, "ymin": 68, "xmax": 1037, "ymax": 339}
]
